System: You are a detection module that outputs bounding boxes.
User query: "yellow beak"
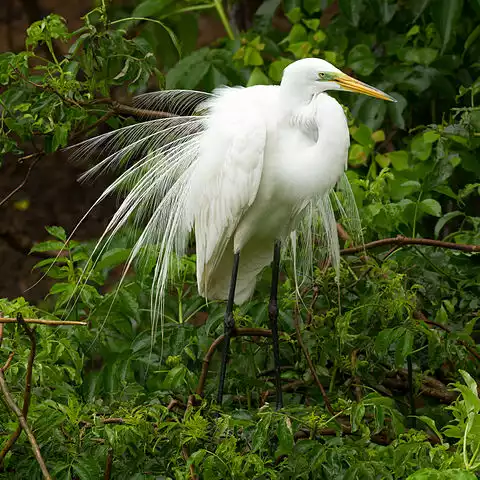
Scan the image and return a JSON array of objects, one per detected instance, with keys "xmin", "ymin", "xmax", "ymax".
[{"xmin": 336, "ymin": 74, "xmax": 396, "ymax": 102}]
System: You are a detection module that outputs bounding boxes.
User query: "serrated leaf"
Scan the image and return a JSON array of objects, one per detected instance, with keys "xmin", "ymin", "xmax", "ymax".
[
  {"xmin": 252, "ymin": 414, "xmax": 272, "ymax": 452},
  {"xmin": 276, "ymin": 416, "xmax": 294, "ymax": 456},
  {"xmin": 30, "ymin": 240, "xmax": 66, "ymax": 253},
  {"xmin": 45, "ymin": 225, "xmax": 66, "ymax": 241}
]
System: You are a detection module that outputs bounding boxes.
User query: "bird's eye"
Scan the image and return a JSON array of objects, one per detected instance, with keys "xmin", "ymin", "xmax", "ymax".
[{"xmin": 318, "ymin": 72, "xmax": 326, "ymax": 79}]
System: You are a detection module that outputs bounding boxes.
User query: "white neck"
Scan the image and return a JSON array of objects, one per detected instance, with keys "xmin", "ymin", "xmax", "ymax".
[{"xmin": 279, "ymin": 76, "xmax": 316, "ymax": 112}]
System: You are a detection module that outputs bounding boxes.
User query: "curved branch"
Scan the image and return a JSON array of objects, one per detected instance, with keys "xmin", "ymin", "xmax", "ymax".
[
  {"xmin": 0, "ymin": 154, "xmax": 42, "ymax": 208},
  {"xmin": 340, "ymin": 235, "xmax": 480, "ymax": 255},
  {"xmin": 196, "ymin": 327, "xmax": 273, "ymax": 396},
  {"xmin": 293, "ymin": 306, "xmax": 334, "ymax": 416}
]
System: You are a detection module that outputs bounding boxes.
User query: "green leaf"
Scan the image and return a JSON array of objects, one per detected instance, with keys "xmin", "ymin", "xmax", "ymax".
[
  {"xmin": 395, "ymin": 329, "xmax": 414, "ymax": 367},
  {"xmin": 95, "ymin": 248, "xmax": 131, "ymax": 271},
  {"xmin": 407, "ymin": 469, "xmax": 477, "ymax": 479},
  {"xmin": 387, "ymin": 93, "xmax": 407, "ymax": 129},
  {"xmin": 268, "ymin": 58, "xmax": 293, "ymax": 83},
  {"xmin": 387, "ymin": 150, "xmax": 409, "ymax": 170},
  {"xmin": 288, "ymin": 24, "xmax": 308, "ymax": 43},
  {"xmin": 45, "ymin": 226, "xmax": 66, "ymax": 242},
  {"xmin": 370, "ymin": 0, "xmax": 397, "ymax": 24},
  {"xmin": 30, "ymin": 240, "xmax": 66, "ymax": 253},
  {"xmin": 434, "ymin": 211, "xmax": 464, "ymax": 237},
  {"xmin": 401, "ymin": 47, "xmax": 438, "ymax": 66},
  {"xmin": 348, "ymin": 144, "xmax": 369, "ymax": 166},
  {"xmin": 166, "ymin": 48, "xmax": 211, "ymax": 89},
  {"xmin": 411, "ymin": 134, "xmax": 433, "ymax": 161},
  {"xmin": 351, "ymin": 124, "xmax": 374, "ymax": 147},
  {"xmin": 252, "ymin": 413, "xmax": 272, "ymax": 452},
  {"xmin": 132, "ymin": 0, "xmax": 176, "ymax": 18},
  {"xmin": 351, "ymin": 402, "xmax": 366, "ymax": 432},
  {"xmin": 244, "ymin": 47, "xmax": 264, "ymax": 66},
  {"xmin": 339, "ymin": 0, "xmax": 364, "ymax": 26},
  {"xmin": 465, "ymin": 24, "xmax": 480, "ymax": 52},
  {"xmin": 247, "ymin": 67, "xmax": 271, "ymax": 86},
  {"xmin": 432, "ymin": 0, "xmax": 464, "ymax": 53},
  {"xmin": 420, "ymin": 199, "xmax": 442, "ymax": 217},
  {"xmin": 276, "ymin": 416, "xmax": 294, "ymax": 456},
  {"xmin": 347, "ymin": 44, "xmax": 376, "ymax": 76},
  {"xmin": 415, "ymin": 415, "xmax": 443, "ymax": 443}
]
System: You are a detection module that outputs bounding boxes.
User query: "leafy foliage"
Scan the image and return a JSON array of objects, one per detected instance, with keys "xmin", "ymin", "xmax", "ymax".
[{"xmin": 0, "ymin": 0, "xmax": 480, "ymax": 478}]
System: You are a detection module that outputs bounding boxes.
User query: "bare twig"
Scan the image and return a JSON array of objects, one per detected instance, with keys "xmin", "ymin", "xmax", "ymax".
[
  {"xmin": 0, "ymin": 154, "xmax": 42, "ymax": 208},
  {"xmin": 2, "ymin": 352, "xmax": 15, "ymax": 372},
  {"xmin": 336, "ymin": 223, "xmax": 351, "ymax": 243},
  {"xmin": 71, "ymin": 110, "xmax": 115, "ymax": 141},
  {"xmin": 0, "ymin": 318, "xmax": 87, "ymax": 326},
  {"xmin": 293, "ymin": 306, "xmax": 334, "ymax": 415},
  {"xmin": 341, "ymin": 235, "xmax": 480, "ymax": 255},
  {"xmin": 111, "ymin": 101, "xmax": 175, "ymax": 119},
  {"xmin": 104, "ymin": 448, "xmax": 113, "ymax": 480},
  {"xmin": 383, "ymin": 369, "xmax": 457, "ymax": 404},
  {"xmin": 0, "ymin": 314, "xmax": 37, "ymax": 466},
  {"xmin": 0, "ymin": 371, "xmax": 51, "ymax": 478},
  {"xmin": 181, "ymin": 445, "xmax": 198, "ymax": 480}
]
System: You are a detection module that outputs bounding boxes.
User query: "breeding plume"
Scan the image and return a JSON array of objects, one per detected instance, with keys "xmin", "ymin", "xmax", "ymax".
[{"xmin": 75, "ymin": 58, "xmax": 395, "ymax": 409}]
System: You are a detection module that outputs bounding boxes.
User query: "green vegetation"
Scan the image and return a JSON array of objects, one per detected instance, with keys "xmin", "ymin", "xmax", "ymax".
[{"xmin": 0, "ymin": 0, "xmax": 479, "ymax": 478}]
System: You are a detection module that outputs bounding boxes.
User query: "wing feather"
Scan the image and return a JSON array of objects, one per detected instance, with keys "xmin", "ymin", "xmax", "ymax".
[{"xmin": 188, "ymin": 99, "xmax": 267, "ymax": 298}]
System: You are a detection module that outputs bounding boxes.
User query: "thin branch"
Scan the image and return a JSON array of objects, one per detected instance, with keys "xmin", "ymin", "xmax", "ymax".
[
  {"xmin": 0, "ymin": 314, "xmax": 37, "ymax": 466},
  {"xmin": 336, "ymin": 223, "xmax": 351, "ymax": 243},
  {"xmin": 0, "ymin": 318, "xmax": 87, "ymax": 326},
  {"xmin": 196, "ymin": 327, "xmax": 273, "ymax": 396},
  {"xmin": 181, "ymin": 445, "xmax": 197, "ymax": 480},
  {"xmin": 0, "ymin": 371, "xmax": 51, "ymax": 479},
  {"xmin": 2, "ymin": 352, "xmax": 15, "ymax": 372},
  {"xmin": 71, "ymin": 110, "xmax": 115, "ymax": 141},
  {"xmin": 293, "ymin": 305, "xmax": 334, "ymax": 415},
  {"xmin": 111, "ymin": 101, "xmax": 175, "ymax": 119},
  {"xmin": 104, "ymin": 448, "xmax": 113, "ymax": 480},
  {"xmin": 0, "ymin": 154, "xmax": 42, "ymax": 208},
  {"xmin": 341, "ymin": 235, "xmax": 480, "ymax": 255},
  {"xmin": 305, "ymin": 285, "xmax": 319, "ymax": 326}
]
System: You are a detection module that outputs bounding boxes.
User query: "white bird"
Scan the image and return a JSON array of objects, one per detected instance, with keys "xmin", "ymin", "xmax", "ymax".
[{"xmin": 74, "ymin": 58, "xmax": 394, "ymax": 409}]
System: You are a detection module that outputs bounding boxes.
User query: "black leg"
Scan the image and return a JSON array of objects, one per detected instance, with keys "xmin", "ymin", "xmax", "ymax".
[
  {"xmin": 269, "ymin": 240, "xmax": 283, "ymax": 410},
  {"xmin": 217, "ymin": 252, "xmax": 240, "ymax": 405}
]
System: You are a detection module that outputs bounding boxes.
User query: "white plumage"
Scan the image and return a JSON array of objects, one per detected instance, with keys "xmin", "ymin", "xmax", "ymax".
[
  {"xmin": 72, "ymin": 57, "xmax": 394, "ymax": 330},
  {"xmin": 190, "ymin": 83, "xmax": 349, "ymax": 303}
]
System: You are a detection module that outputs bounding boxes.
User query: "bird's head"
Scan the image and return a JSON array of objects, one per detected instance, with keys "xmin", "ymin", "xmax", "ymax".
[{"xmin": 281, "ymin": 58, "xmax": 395, "ymax": 102}]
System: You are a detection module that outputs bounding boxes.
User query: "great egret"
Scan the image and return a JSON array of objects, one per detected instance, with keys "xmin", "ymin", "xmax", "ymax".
[{"xmin": 74, "ymin": 58, "xmax": 394, "ymax": 409}]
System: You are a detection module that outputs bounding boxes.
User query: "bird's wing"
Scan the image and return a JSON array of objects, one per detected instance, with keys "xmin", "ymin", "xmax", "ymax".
[{"xmin": 192, "ymin": 115, "xmax": 267, "ymax": 296}]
